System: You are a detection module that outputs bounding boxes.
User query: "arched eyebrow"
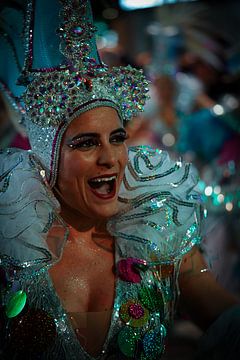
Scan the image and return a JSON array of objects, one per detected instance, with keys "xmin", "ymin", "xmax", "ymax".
[
  {"xmin": 68, "ymin": 127, "xmax": 126, "ymax": 142},
  {"xmin": 69, "ymin": 132, "xmax": 99, "ymax": 142},
  {"xmin": 110, "ymin": 127, "xmax": 126, "ymax": 136}
]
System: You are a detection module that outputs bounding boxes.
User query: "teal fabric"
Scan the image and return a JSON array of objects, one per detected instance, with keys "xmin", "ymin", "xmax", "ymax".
[
  {"xmin": 0, "ymin": 0, "xmax": 100, "ymax": 101},
  {"xmin": 0, "ymin": 5, "xmax": 25, "ymax": 99},
  {"xmin": 33, "ymin": 0, "xmax": 65, "ymax": 68}
]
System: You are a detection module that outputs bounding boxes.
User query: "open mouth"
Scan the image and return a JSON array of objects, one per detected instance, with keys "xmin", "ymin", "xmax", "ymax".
[{"xmin": 88, "ymin": 174, "xmax": 117, "ymax": 199}]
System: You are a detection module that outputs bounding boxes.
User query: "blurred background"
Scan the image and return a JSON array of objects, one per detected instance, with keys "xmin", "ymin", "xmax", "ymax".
[
  {"xmin": 1, "ymin": 0, "xmax": 240, "ymax": 358},
  {"xmin": 92, "ymin": 1, "xmax": 240, "ymax": 359}
]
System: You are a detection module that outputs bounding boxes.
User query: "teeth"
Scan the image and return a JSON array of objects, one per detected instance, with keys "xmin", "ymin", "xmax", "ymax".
[{"xmin": 90, "ymin": 176, "xmax": 116, "ymax": 183}]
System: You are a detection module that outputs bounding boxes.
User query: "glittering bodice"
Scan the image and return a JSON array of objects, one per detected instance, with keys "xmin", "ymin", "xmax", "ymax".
[
  {"xmin": 15, "ymin": 256, "xmax": 180, "ymax": 359},
  {"xmin": 0, "ymin": 146, "xmax": 201, "ymax": 359}
]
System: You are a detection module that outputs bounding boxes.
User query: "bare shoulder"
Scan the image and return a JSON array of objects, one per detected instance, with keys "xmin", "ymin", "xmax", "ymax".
[{"xmin": 179, "ymin": 246, "xmax": 208, "ymax": 278}]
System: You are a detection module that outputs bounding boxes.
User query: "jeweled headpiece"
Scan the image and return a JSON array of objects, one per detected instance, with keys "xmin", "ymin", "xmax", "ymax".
[{"xmin": 0, "ymin": 0, "xmax": 149, "ymax": 186}]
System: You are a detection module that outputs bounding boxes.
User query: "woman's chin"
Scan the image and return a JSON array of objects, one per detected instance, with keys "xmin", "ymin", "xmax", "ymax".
[
  {"xmin": 85, "ymin": 188, "xmax": 120, "ymax": 219},
  {"xmin": 89, "ymin": 201, "xmax": 120, "ymax": 220}
]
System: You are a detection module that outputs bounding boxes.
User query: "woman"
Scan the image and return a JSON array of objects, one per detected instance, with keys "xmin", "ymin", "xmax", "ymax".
[
  {"xmin": 0, "ymin": 0, "xmax": 238, "ymax": 359},
  {"xmin": 49, "ymin": 106, "xmax": 238, "ymax": 357}
]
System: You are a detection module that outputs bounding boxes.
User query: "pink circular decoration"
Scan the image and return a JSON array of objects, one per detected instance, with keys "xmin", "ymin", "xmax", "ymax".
[
  {"xmin": 128, "ymin": 303, "xmax": 144, "ymax": 319},
  {"xmin": 117, "ymin": 258, "xmax": 147, "ymax": 283}
]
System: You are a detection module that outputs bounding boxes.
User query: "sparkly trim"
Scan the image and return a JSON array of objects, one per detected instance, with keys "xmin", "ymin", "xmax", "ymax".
[
  {"xmin": 32, "ymin": 65, "xmax": 69, "ymax": 73},
  {"xmin": 123, "ymin": 174, "xmax": 142, "ymax": 191},
  {"xmin": 20, "ymin": 0, "xmax": 34, "ymax": 81},
  {"xmin": 0, "ymin": 252, "xmax": 52, "ymax": 270},
  {"xmin": 69, "ymin": 98, "xmax": 123, "ymax": 121},
  {"xmin": 172, "ymin": 163, "xmax": 191, "ymax": 187},
  {"xmin": 19, "ymin": 0, "xmax": 67, "ymax": 82},
  {"xmin": 119, "ymin": 191, "xmax": 197, "ymax": 210},
  {"xmin": 133, "ymin": 148, "xmax": 164, "ymax": 173},
  {"xmin": 127, "ymin": 159, "xmax": 180, "ymax": 182},
  {"xmin": 49, "ymin": 121, "xmax": 67, "ymax": 188}
]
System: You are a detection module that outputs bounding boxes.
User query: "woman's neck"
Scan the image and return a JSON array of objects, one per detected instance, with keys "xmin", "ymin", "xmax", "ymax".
[
  {"xmin": 68, "ymin": 225, "xmax": 114, "ymax": 254},
  {"xmin": 59, "ymin": 205, "xmax": 114, "ymax": 252},
  {"xmin": 59, "ymin": 202, "xmax": 106, "ymax": 232},
  {"xmin": 54, "ymin": 186, "xmax": 109, "ymax": 232}
]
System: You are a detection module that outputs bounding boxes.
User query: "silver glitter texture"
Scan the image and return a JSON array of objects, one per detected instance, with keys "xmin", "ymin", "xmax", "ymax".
[
  {"xmin": 23, "ymin": 0, "xmax": 149, "ymax": 128},
  {"xmin": 24, "ymin": 66, "xmax": 149, "ymax": 127}
]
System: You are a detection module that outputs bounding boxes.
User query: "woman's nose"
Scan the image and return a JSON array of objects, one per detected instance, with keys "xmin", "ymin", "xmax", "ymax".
[{"xmin": 97, "ymin": 144, "xmax": 116, "ymax": 169}]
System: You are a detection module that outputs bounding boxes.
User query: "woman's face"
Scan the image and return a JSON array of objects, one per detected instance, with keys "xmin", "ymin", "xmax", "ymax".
[{"xmin": 57, "ymin": 107, "xmax": 128, "ymax": 220}]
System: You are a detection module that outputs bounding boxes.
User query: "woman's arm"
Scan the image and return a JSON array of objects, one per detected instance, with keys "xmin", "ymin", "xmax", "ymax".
[{"xmin": 178, "ymin": 246, "xmax": 239, "ymax": 330}]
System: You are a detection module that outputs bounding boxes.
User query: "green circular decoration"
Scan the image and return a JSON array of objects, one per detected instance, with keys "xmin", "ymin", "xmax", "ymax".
[
  {"xmin": 139, "ymin": 287, "xmax": 164, "ymax": 312},
  {"xmin": 143, "ymin": 325, "xmax": 166, "ymax": 359},
  {"xmin": 117, "ymin": 327, "xmax": 141, "ymax": 358},
  {"xmin": 5, "ymin": 290, "xmax": 27, "ymax": 318}
]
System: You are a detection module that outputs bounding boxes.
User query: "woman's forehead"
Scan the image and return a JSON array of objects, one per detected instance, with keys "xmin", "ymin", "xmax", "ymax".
[{"xmin": 66, "ymin": 106, "xmax": 122, "ymax": 135}]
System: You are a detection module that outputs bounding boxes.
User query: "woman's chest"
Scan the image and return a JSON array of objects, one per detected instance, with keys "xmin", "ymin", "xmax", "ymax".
[{"xmin": 49, "ymin": 243, "xmax": 115, "ymax": 313}]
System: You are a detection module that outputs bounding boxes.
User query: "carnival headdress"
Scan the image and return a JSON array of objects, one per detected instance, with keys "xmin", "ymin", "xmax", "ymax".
[{"xmin": 0, "ymin": 0, "xmax": 149, "ymax": 186}]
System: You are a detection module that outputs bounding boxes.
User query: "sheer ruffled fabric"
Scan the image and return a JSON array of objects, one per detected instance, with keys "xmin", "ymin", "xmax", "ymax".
[
  {"xmin": 108, "ymin": 146, "xmax": 202, "ymax": 264},
  {"xmin": 0, "ymin": 148, "xmax": 68, "ymax": 271},
  {"xmin": 0, "ymin": 146, "xmax": 202, "ymax": 271}
]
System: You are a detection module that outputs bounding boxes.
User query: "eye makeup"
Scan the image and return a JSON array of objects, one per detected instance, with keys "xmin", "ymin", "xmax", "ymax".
[
  {"xmin": 67, "ymin": 135, "xmax": 100, "ymax": 150},
  {"xmin": 67, "ymin": 128, "xmax": 128, "ymax": 150},
  {"xmin": 109, "ymin": 129, "xmax": 128, "ymax": 144}
]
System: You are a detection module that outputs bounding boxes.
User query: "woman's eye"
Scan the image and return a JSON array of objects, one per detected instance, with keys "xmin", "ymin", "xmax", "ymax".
[
  {"xmin": 68, "ymin": 138, "xmax": 99, "ymax": 150},
  {"xmin": 110, "ymin": 133, "xmax": 128, "ymax": 144}
]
